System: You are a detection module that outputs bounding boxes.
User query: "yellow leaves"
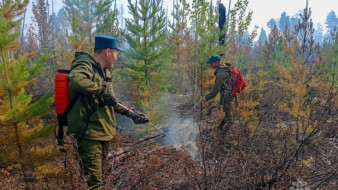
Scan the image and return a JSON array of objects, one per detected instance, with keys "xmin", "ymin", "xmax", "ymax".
[
  {"xmin": 305, "ymin": 120, "xmax": 319, "ymax": 135},
  {"xmin": 276, "ymin": 65, "xmax": 292, "ymax": 83},
  {"xmin": 305, "ymin": 125, "xmax": 313, "ymax": 135},
  {"xmin": 34, "ymin": 163, "xmax": 63, "ymax": 179},
  {"xmin": 279, "ymin": 122, "xmax": 288, "ymax": 130},
  {"xmin": 59, "ymin": 49, "xmax": 74, "ymax": 68},
  {"xmin": 217, "ymin": 107, "xmax": 224, "ymax": 119},
  {"xmin": 5, "ymin": 41, "xmax": 19, "ymax": 50},
  {"xmin": 239, "ymin": 99, "xmax": 259, "ymax": 125},
  {"xmin": 279, "ymin": 103, "xmax": 295, "ymax": 116},
  {"xmin": 313, "ymin": 120, "xmax": 319, "ymax": 128},
  {"xmin": 302, "ymin": 159, "xmax": 312, "ymax": 167},
  {"xmin": 29, "ymin": 145, "xmax": 54, "ymax": 160},
  {"xmin": 276, "ymin": 67, "xmax": 327, "ymax": 139},
  {"xmin": 75, "ymin": 39, "xmax": 91, "ymax": 52},
  {"xmin": 0, "ymin": 100, "xmax": 10, "ymax": 123},
  {"xmin": 142, "ymin": 88, "xmax": 152, "ymax": 99},
  {"xmin": 24, "ymin": 117, "xmax": 44, "ymax": 137},
  {"xmin": 201, "ymin": 69, "xmax": 216, "ymax": 95},
  {"xmin": 146, "ymin": 110, "xmax": 158, "ymax": 123}
]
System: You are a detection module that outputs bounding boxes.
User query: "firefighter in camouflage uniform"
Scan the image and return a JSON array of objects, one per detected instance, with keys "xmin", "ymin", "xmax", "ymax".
[
  {"xmin": 67, "ymin": 35, "xmax": 148, "ymax": 190},
  {"xmin": 202, "ymin": 55, "xmax": 234, "ymax": 134}
]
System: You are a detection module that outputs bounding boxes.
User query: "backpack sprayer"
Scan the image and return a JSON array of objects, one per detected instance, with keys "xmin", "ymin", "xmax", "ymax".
[
  {"xmin": 54, "ymin": 69, "xmax": 150, "ymax": 145},
  {"xmin": 55, "ymin": 69, "xmax": 70, "ymax": 145}
]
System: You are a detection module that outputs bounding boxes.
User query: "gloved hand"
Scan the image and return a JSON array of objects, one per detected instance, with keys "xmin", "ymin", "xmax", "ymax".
[
  {"xmin": 100, "ymin": 85, "xmax": 117, "ymax": 106},
  {"xmin": 127, "ymin": 111, "xmax": 149, "ymax": 124}
]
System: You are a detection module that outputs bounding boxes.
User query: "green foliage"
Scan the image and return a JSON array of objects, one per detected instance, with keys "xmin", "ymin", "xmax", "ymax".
[
  {"xmin": 226, "ymin": 0, "xmax": 256, "ymax": 67},
  {"xmin": 277, "ymin": 3, "xmax": 328, "ymax": 140},
  {"xmin": 61, "ymin": 0, "xmax": 119, "ymax": 67},
  {"xmin": 96, "ymin": 0, "xmax": 119, "ymax": 36},
  {"xmin": 25, "ymin": 123, "xmax": 56, "ymax": 141},
  {"xmin": 32, "ymin": 0, "xmax": 50, "ymax": 50},
  {"xmin": 124, "ymin": 0, "xmax": 173, "ymax": 122},
  {"xmin": 1, "ymin": 0, "xmax": 336, "ymax": 188},
  {"xmin": 322, "ymin": 29, "xmax": 338, "ymax": 88},
  {"xmin": 168, "ymin": 0, "xmax": 192, "ymax": 93},
  {"xmin": 0, "ymin": 0, "xmax": 28, "ymax": 50},
  {"xmin": 325, "ymin": 10, "xmax": 338, "ymax": 32},
  {"xmin": 228, "ymin": 0, "xmax": 253, "ymax": 37},
  {"xmin": 0, "ymin": 0, "xmax": 55, "ymax": 187},
  {"xmin": 63, "ymin": 0, "xmax": 95, "ymax": 38},
  {"xmin": 190, "ymin": 0, "xmax": 225, "ymax": 95}
]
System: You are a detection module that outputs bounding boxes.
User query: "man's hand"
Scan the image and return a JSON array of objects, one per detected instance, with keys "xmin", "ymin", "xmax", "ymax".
[
  {"xmin": 202, "ymin": 97, "xmax": 208, "ymax": 102},
  {"xmin": 100, "ymin": 85, "xmax": 117, "ymax": 106},
  {"xmin": 127, "ymin": 112, "xmax": 149, "ymax": 124}
]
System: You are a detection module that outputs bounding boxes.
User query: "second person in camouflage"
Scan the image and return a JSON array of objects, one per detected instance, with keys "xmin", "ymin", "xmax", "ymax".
[{"xmin": 202, "ymin": 55, "xmax": 234, "ymax": 134}]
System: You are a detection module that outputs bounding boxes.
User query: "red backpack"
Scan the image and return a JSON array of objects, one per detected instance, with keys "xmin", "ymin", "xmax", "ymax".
[{"xmin": 229, "ymin": 67, "xmax": 246, "ymax": 96}]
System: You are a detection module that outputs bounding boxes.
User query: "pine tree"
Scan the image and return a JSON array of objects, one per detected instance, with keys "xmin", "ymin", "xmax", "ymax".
[
  {"xmin": 267, "ymin": 18, "xmax": 277, "ymax": 30},
  {"xmin": 278, "ymin": 12, "xmax": 290, "ymax": 33},
  {"xmin": 60, "ymin": 0, "xmax": 115, "ymax": 67},
  {"xmin": 196, "ymin": 0, "xmax": 223, "ymax": 95},
  {"xmin": 226, "ymin": 0, "xmax": 256, "ymax": 68},
  {"xmin": 325, "ymin": 10, "xmax": 338, "ymax": 33},
  {"xmin": 32, "ymin": 0, "xmax": 51, "ymax": 50},
  {"xmin": 63, "ymin": 0, "xmax": 95, "ymax": 42},
  {"xmin": 61, "ymin": 0, "xmax": 95, "ymax": 67},
  {"xmin": 322, "ymin": 28, "xmax": 337, "ymax": 87},
  {"xmin": 258, "ymin": 28, "xmax": 267, "ymax": 44},
  {"xmin": 289, "ymin": 16, "xmax": 298, "ymax": 32},
  {"xmin": 0, "ymin": 0, "xmax": 54, "ymax": 187},
  {"xmin": 262, "ymin": 25, "xmax": 289, "ymax": 71},
  {"xmin": 190, "ymin": 0, "xmax": 210, "ymax": 118},
  {"xmin": 124, "ymin": 0, "xmax": 173, "ymax": 122},
  {"xmin": 168, "ymin": 0, "xmax": 192, "ymax": 93},
  {"xmin": 24, "ymin": 26, "xmax": 38, "ymax": 53},
  {"xmin": 32, "ymin": 0, "xmax": 58, "ymax": 96},
  {"xmin": 190, "ymin": 0, "xmax": 225, "ymax": 115},
  {"xmin": 314, "ymin": 23, "xmax": 324, "ymax": 43},
  {"xmin": 279, "ymin": 0, "xmax": 324, "ymax": 141},
  {"xmin": 96, "ymin": 0, "xmax": 119, "ymax": 37}
]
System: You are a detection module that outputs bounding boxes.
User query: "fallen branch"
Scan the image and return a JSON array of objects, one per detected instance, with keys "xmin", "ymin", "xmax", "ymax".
[{"xmin": 107, "ymin": 131, "xmax": 164, "ymax": 158}]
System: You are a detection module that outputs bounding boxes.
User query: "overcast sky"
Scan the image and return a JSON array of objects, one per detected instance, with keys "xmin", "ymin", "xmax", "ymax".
[
  {"xmin": 245, "ymin": 0, "xmax": 338, "ymax": 32},
  {"xmin": 26, "ymin": 0, "xmax": 338, "ymax": 33}
]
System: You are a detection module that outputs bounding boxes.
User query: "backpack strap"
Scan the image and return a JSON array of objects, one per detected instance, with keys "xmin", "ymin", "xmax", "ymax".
[
  {"xmin": 74, "ymin": 62, "xmax": 101, "ymax": 143},
  {"xmin": 55, "ymin": 93, "xmax": 81, "ymax": 145}
]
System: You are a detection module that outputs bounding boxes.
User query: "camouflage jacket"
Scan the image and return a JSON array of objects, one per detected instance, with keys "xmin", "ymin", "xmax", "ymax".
[
  {"xmin": 205, "ymin": 63, "xmax": 233, "ymax": 110},
  {"xmin": 67, "ymin": 52, "xmax": 127, "ymax": 141}
]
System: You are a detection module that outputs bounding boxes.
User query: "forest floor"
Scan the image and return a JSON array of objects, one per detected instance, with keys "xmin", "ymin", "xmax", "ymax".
[{"xmin": 101, "ymin": 95, "xmax": 234, "ymax": 189}]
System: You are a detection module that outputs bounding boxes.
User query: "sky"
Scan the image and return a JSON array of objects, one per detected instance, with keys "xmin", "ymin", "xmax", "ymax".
[
  {"xmin": 25, "ymin": 0, "xmax": 338, "ymax": 34},
  {"xmin": 244, "ymin": 0, "xmax": 338, "ymax": 32}
]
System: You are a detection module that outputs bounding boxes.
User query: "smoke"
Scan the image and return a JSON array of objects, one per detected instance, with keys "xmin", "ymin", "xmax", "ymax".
[
  {"xmin": 158, "ymin": 116, "xmax": 199, "ymax": 159},
  {"xmin": 155, "ymin": 94, "xmax": 200, "ymax": 159},
  {"xmin": 115, "ymin": 90, "xmax": 201, "ymax": 159}
]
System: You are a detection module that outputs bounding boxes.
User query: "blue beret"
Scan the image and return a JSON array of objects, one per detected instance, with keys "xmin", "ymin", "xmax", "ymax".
[
  {"xmin": 95, "ymin": 35, "xmax": 124, "ymax": 51},
  {"xmin": 206, "ymin": 54, "xmax": 221, "ymax": 64}
]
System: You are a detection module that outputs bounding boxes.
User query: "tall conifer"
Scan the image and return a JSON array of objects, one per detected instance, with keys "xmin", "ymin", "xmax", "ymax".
[
  {"xmin": 60, "ymin": 0, "xmax": 116, "ymax": 67},
  {"xmin": 0, "ymin": 0, "xmax": 54, "ymax": 187},
  {"xmin": 124, "ymin": 0, "xmax": 172, "ymax": 122},
  {"xmin": 96, "ymin": 0, "xmax": 119, "ymax": 37},
  {"xmin": 168, "ymin": 0, "xmax": 192, "ymax": 93}
]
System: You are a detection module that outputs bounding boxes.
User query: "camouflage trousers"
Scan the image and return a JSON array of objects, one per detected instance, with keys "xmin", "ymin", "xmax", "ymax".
[
  {"xmin": 218, "ymin": 99, "xmax": 234, "ymax": 137},
  {"xmin": 223, "ymin": 100, "xmax": 233, "ymax": 124},
  {"xmin": 77, "ymin": 139, "xmax": 110, "ymax": 190},
  {"xmin": 221, "ymin": 96, "xmax": 234, "ymax": 125}
]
